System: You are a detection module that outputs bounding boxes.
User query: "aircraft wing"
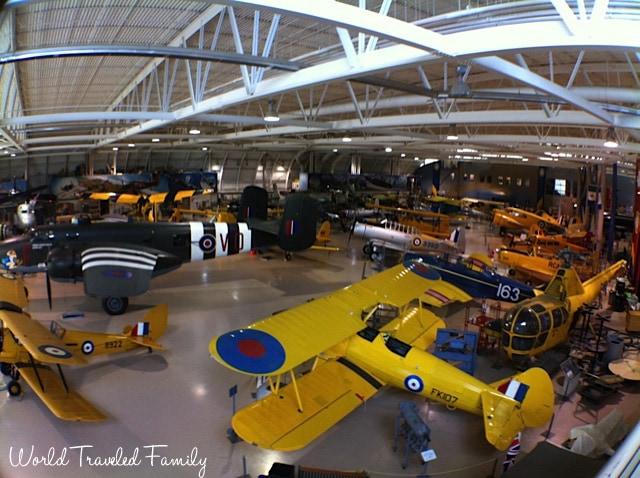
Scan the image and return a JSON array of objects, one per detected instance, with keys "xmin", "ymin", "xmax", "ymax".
[
  {"xmin": 16, "ymin": 364, "xmax": 106, "ymax": 421},
  {"xmin": 210, "ymin": 259, "xmax": 457, "ymax": 376},
  {"xmin": 231, "ymin": 358, "xmax": 382, "ymax": 451},
  {"xmin": 0, "ymin": 310, "xmax": 86, "ymax": 365}
]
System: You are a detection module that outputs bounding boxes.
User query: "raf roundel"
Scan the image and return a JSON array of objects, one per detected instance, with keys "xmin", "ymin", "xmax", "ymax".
[
  {"xmin": 38, "ymin": 345, "xmax": 72, "ymax": 359},
  {"xmin": 199, "ymin": 234, "xmax": 216, "ymax": 253},
  {"xmin": 82, "ymin": 340, "xmax": 95, "ymax": 355},
  {"xmin": 216, "ymin": 329, "xmax": 286, "ymax": 374},
  {"xmin": 404, "ymin": 374, "xmax": 424, "ymax": 393},
  {"xmin": 412, "ymin": 237, "xmax": 422, "ymax": 247}
]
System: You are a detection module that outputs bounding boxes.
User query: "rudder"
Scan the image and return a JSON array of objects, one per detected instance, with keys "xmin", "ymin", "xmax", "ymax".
[
  {"xmin": 238, "ymin": 186, "xmax": 268, "ymax": 221},
  {"xmin": 278, "ymin": 194, "xmax": 319, "ymax": 252}
]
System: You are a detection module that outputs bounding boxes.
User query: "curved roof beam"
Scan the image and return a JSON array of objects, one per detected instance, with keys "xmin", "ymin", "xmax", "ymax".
[
  {"xmin": 0, "ymin": 45, "xmax": 301, "ymax": 71},
  {"xmin": 93, "ymin": 14, "xmax": 640, "ymax": 148}
]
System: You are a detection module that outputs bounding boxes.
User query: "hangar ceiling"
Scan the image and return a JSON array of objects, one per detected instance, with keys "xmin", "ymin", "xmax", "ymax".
[{"xmin": 0, "ymin": 0, "xmax": 639, "ymax": 177}]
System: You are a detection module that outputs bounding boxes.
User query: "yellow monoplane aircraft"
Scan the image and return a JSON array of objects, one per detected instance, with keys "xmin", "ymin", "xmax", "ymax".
[
  {"xmin": 500, "ymin": 260, "xmax": 626, "ymax": 365},
  {"xmin": 210, "ymin": 259, "xmax": 554, "ymax": 452},
  {"xmin": 0, "ymin": 274, "xmax": 167, "ymax": 421},
  {"xmin": 493, "ymin": 207, "xmax": 564, "ymax": 234}
]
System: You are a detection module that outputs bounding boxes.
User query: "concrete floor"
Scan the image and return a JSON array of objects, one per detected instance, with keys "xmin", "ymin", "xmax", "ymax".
[{"xmin": 0, "ymin": 220, "xmax": 638, "ymax": 478}]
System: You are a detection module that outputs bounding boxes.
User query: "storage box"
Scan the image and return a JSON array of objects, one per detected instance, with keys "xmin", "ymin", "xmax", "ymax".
[{"xmin": 626, "ymin": 310, "xmax": 640, "ymax": 332}]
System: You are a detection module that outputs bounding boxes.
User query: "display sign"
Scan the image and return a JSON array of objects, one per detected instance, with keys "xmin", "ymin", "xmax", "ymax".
[{"xmin": 421, "ymin": 449, "xmax": 437, "ymax": 463}]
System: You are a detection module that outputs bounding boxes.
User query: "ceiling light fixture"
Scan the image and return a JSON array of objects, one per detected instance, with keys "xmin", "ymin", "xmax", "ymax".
[
  {"xmin": 189, "ymin": 128, "xmax": 201, "ymax": 135},
  {"xmin": 603, "ymin": 127, "xmax": 618, "ymax": 148},
  {"xmin": 342, "ymin": 136, "xmax": 352, "ymax": 143},
  {"xmin": 152, "ymin": 138, "xmax": 160, "ymax": 143},
  {"xmin": 332, "ymin": 148, "xmax": 338, "ymax": 152},
  {"xmin": 385, "ymin": 147, "xmax": 393, "ymax": 153},
  {"xmin": 112, "ymin": 147, "xmax": 118, "ymax": 151},
  {"xmin": 400, "ymin": 153, "xmax": 406, "ymax": 158},
  {"xmin": 10, "ymin": 153, "xmax": 15, "ymax": 157},
  {"xmin": 202, "ymin": 147, "xmax": 208, "ymax": 151},
  {"xmin": 263, "ymin": 99, "xmax": 280, "ymax": 122},
  {"xmin": 128, "ymin": 143, "xmax": 135, "ymax": 147}
]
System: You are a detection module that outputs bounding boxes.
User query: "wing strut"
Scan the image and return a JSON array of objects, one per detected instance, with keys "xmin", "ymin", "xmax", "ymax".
[
  {"xmin": 290, "ymin": 370, "xmax": 303, "ymax": 413},
  {"xmin": 27, "ymin": 353, "xmax": 45, "ymax": 392},
  {"xmin": 56, "ymin": 364, "xmax": 69, "ymax": 393}
]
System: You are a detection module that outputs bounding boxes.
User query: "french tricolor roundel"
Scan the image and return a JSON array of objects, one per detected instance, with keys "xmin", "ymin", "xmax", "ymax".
[
  {"xmin": 404, "ymin": 374, "xmax": 424, "ymax": 393},
  {"xmin": 216, "ymin": 329, "xmax": 286, "ymax": 374}
]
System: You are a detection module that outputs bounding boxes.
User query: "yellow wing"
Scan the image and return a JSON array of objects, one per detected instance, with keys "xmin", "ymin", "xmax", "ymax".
[
  {"xmin": 0, "ymin": 310, "xmax": 86, "ymax": 365},
  {"xmin": 210, "ymin": 260, "xmax": 460, "ymax": 376},
  {"xmin": 231, "ymin": 359, "xmax": 381, "ymax": 451},
  {"xmin": 17, "ymin": 365, "xmax": 106, "ymax": 421}
]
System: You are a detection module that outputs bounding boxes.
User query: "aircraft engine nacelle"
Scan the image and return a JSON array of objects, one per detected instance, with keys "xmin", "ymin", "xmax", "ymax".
[{"xmin": 47, "ymin": 246, "xmax": 83, "ymax": 282}]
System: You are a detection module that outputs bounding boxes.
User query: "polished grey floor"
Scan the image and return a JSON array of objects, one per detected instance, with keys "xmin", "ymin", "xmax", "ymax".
[{"xmin": 0, "ymin": 221, "xmax": 637, "ymax": 478}]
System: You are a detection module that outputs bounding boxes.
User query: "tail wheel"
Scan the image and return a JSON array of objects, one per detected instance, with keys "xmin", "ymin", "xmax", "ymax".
[
  {"xmin": 102, "ymin": 296, "xmax": 129, "ymax": 316},
  {"xmin": 362, "ymin": 243, "xmax": 372, "ymax": 256},
  {"xmin": 7, "ymin": 380, "xmax": 21, "ymax": 397}
]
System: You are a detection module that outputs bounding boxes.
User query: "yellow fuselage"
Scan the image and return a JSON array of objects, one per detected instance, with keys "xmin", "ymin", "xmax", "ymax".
[{"xmin": 343, "ymin": 332, "xmax": 489, "ymax": 416}]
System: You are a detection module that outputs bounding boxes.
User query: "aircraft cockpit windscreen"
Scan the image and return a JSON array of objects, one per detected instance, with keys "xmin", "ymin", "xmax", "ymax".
[{"xmin": 513, "ymin": 308, "xmax": 540, "ymax": 335}]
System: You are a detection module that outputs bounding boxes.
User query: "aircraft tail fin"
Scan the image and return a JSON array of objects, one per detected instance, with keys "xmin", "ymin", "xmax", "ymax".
[
  {"xmin": 316, "ymin": 220, "xmax": 331, "ymax": 244},
  {"xmin": 124, "ymin": 304, "xmax": 168, "ymax": 350},
  {"xmin": 277, "ymin": 193, "xmax": 319, "ymax": 252},
  {"xmin": 238, "ymin": 186, "xmax": 268, "ymax": 222},
  {"xmin": 580, "ymin": 259, "xmax": 626, "ymax": 303},
  {"xmin": 482, "ymin": 367, "xmax": 554, "ymax": 450},
  {"xmin": 431, "ymin": 185, "xmax": 438, "ymax": 197}
]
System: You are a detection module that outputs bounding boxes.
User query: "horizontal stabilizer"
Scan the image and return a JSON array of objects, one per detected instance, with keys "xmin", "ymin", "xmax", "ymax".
[
  {"xmin": 232, "ymin": 359, "xmax": 381, "ymax": 451},
  {"xmin": 17, "ymin": 365, "xmax": 106, "ymax": 422}
]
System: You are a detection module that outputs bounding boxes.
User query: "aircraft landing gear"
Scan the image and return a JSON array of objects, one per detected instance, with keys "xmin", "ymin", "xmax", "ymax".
[
  {"xmin": 7, "ymin": 380, "xmax": 21, "ymax": 397},
  {"xmin": 102, "ymin": 296, "xmax": 129, "ymax": 315},
  {"xmin": 284, "ymin": 252, "xmax": 292, "ymax": 261},
  {"xmin": 0, "ymin": 362, "xmax": 11, "ymax": 376}
]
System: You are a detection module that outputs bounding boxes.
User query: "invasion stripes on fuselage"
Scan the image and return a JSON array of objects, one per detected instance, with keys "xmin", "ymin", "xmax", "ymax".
[
  {"xmin": 81, "ymin": 247, "xmax": 158, "ymax": 271},
  {"xmin": 188, "ymin": 222, "xmax": 252, "ymax": 262}
]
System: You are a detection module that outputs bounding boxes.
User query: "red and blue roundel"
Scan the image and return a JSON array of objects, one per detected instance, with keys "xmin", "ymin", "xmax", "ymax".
[
  {"xmin": 404, "ymin": 374, "xmax": 424, "ymax": 393},
  {"xmin": 404, "ymin": 259, "xmax": 441, "ymax": 281},
  {"xmin": 216, "ymin": 329, "xmax": 286, "ymax": 374}
]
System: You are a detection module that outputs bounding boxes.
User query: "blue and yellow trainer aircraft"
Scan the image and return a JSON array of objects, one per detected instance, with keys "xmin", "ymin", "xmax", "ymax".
[{"xmin": 209, "ymin": 258, "xmax": 554, "ymax": 452}]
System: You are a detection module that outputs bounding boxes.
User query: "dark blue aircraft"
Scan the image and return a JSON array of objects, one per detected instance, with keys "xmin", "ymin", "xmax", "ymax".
[{"xmin": 404, "ymin": 252, "xmax": 537, "ymax": 303}]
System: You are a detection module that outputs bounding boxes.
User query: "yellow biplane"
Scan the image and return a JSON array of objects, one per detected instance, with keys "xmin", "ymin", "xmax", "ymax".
[
  {"xmin": 210, "ymin": 259, "xmax": 554, "ymax": 452},
  {"xmin": 0, "ymin": 274, "xmax": 167, "ymax": 421},
  {"xmin": 493, "ymin": 207, "xmax": 564, "ymax": 235},
  {"xmin": 500, "ymin": 260, "xmax": 626, "ymax": 366}
]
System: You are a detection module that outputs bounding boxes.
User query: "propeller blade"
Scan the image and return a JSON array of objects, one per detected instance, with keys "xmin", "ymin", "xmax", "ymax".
[{"xmin": 46, "ymin": 271, "xmax": 52, "ymax": 310}]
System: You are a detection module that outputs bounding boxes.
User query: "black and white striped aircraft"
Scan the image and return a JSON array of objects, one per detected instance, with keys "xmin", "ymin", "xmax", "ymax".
[{"xmin": 0, "ymin": 187, "xmax": 318, "ymax": 315}]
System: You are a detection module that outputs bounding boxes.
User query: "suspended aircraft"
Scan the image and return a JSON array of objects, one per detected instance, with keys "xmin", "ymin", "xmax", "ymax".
[
  {"xmin": 209, "ymin": 258, "xmax": 554, "ymax": 452},
  {"xmin": 0, "ymin": 186, "xmax": 319, "ymax": 315},
  {"xmin": 0, "ymin": 274, "xmax": 168, "ymax": 421},
  {"xmin": 404, "ymin": 252, "xmax": 538, "ymax": 304},
  {"xmin": 493, "ymin": 207, "xmax": 564, "ymax": 235},
  {"xmin": 498, "ymin": 260, "xmax": 626, "ymax": 366},
  {"xmin": 352, "ymin": 219, "xmax": 464, "ymax": 261}
]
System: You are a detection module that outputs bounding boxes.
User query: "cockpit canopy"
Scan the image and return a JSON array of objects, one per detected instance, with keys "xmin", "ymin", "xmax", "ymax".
[{"xmin": 502, "ymin": 300, "xmax": 568, "ymax": 352}]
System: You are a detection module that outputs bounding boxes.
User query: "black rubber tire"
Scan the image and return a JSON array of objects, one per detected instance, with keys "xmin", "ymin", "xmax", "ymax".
[
  {"xmin": 0, "ymin": 363, "xmax": 11, "ymax": 376},
  {"xmin": 362, "ymin": 243, "xmax": 372, "ymax": 256},
  {"xmin": 102, "ymin": 296, "xmax": 129, "ymax": 316},
  {"xmin": 538, "ymin": 220, "xmax": 547, "ymax": 230},
  {"xmin": 508, "ymin": 268, "xmax": 516, "ymax": 277},
  {"xmin": 7, "ymin": 380, "xmax": 21, "ymax": 397}
]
